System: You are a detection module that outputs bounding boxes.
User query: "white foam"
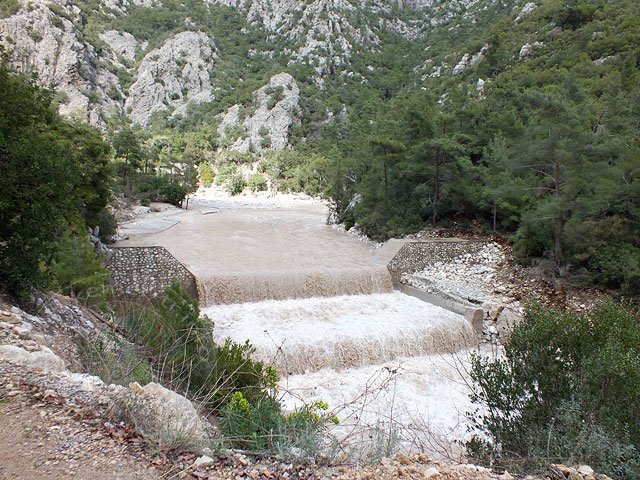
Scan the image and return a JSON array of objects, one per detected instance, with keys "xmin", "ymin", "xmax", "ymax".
[
  {"xmin": 278, "ymin": 350, "xmax": 480, "ymax": 459},
  {"xmin": 203, "ymin": 292, "xmax": 474, "ymax": 374}
]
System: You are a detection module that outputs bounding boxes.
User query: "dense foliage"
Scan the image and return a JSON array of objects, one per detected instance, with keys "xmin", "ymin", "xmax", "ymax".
[
  {"xmin": 0, "ymin": 62, "xmax": 112, "ymax": 298},
  {"xmin": 467, "ymin": 301, "xmax": 640, "ymax": 478},
  {"xmin": 311, "ymin": 0, "xmax": 640, "ymax": 292}
]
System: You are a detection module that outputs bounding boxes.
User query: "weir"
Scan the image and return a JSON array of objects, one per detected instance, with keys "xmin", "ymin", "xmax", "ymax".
[
  {"xmin": 202, "ymin": 292, "xmax": 474, "ymax": 374},
  {"xmin": 117, "ymin": 193, "xmax": 480, "ymax": 454},
  {"xmin": 197, "ymin": 266, "xmax": 393, "ymax": 306}
]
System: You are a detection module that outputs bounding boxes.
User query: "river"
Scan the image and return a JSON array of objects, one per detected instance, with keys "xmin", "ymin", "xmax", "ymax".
[{"xmin": 118, "ymin": 189, "xmax": 481, "ymax": 459}]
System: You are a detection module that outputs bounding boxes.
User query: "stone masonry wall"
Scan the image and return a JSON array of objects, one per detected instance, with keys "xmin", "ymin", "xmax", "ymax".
[
  {"xmin": 106, "ymin": 247, "xmax": 197, "ymax": 300},
  {"xmin": 387, "ymin": 239, "xmax": 486, "ymax": 283}
]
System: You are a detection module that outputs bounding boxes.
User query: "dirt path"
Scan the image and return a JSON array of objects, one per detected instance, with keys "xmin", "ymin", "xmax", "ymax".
[{"xmin": 0, "ymin": 395, "xmax": 165, "ymax": 480}]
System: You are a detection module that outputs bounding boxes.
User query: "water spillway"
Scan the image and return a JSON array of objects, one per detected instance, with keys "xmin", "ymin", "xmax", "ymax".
[
  {"xmin": 198, "ymin": 267, "xmax": 393, "ymax": 305},
  {"xmin": 118, "ymin": 192, "xmax": 479, "ymax": 455},
  {"xmin": 120, "ymin": 202, "xmax": 396, "ymax": 305},
  {"xmin": 202, "ymin": 292, "xmax": 473, "ymax": 374}
]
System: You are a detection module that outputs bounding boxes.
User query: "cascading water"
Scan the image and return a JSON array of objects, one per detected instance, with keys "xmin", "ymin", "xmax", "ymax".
[
  {"xmin": 198, "ymin": 266, "xmax": 394, "ymax": 305},
  {"xmin": 203, "ymin": 292, "xmax": 473, "ymax": 374},
  {"xmin": 118, "ymin": 191, "xmax": 480, "ymax": 457}
]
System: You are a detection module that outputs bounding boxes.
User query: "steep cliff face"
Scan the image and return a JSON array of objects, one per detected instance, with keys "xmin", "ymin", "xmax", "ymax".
[
  {"xmin": 124, "ymin": 31, "xmax": 218, "ymax": 126},
  {"xmin": 217, "ymin": 73, "xmax": 300, "ymax": 152},
  {"xmin": 0, "ymin": 0, "xmax": 513, "ymax": 132},
  {"xmin": 0, "ymin": 0, "xmax": 123, "ymax": 125}
]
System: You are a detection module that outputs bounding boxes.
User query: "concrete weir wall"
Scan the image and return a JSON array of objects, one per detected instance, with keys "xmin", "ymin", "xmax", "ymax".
[
  {"xmin": 106, "ymin": 246, "xmax": 198, "ymax": 300},
  {"xmin": 385, "ymin": 239, "xmax": 487, "ymax": 333},
  {"xmin": 386, "ymin": 239, "xmax": 486, "ymax": 282}
]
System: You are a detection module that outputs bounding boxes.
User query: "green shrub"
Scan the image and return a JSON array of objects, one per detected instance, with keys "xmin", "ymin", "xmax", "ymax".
[
  {"xmin": 95, "ymin": 210, "xmax": 118, "ymax": 243},
  {"xmin": 120, "ymin": 284, "xmax": 277, "ymax": 411},
  {"xmin": 466, "ymin": 301, "xmax": 640, "ymax": 478},
  {"xmin": 159, "ymin": 182, "xmax": 189, "ymax": 206},
  {"xmin": 0, "ymin": 0, "xmax": 19, "ymax": 18},
  {"xmin": 221, "ymin": 393, "xmax": 339, "ymax": 458},
  {"xmin": 227, "ymin": 173, "xmax": 246, "ymax": 195},
  {"xmin": 198, "ymin": 161, "xmax": 214, "ymax": 187},
  {"xmin": 76, "ymin": 332, "xmax": 154, "ymax": 386},
  {"xmin": 248, "ymin": 173, "xmax": 267, "ymax": 192},
  {"xmin": 588, "ymin": 244, "xmax": 640, "ymax": 295},
  {"xmin": 50, "ymin": 228, "xmax": 111, "ymax": 307}
]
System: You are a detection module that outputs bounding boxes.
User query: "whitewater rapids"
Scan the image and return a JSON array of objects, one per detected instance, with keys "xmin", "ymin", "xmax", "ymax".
[{"xmin": 202, "ymin": 292, "xmax": 474, "ymax": 375}]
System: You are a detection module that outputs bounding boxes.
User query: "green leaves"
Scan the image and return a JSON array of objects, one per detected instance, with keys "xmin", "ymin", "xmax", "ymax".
[
  {"xmin": 0, "ymin": 63, "xmax": 112, "ymax": 299},
  {"xmin": 468, "ymin": 301, "xmax": 640, "ymax": 477}
]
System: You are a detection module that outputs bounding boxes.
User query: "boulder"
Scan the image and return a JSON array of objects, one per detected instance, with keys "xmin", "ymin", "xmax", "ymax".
[
  {"xmin": 0, "ymin": 345, "xmax": 66, "ymax": 372},
  {"xmin": 116, "ymin": 382, "xmax": 211, "ymax": 451}
]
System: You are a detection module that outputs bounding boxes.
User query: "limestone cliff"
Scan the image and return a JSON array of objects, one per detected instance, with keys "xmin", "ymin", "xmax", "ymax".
[
  {"xmin": 124, "ymin": 31, "xmax": 218, "ymax": 126},
  {"xmin": 217, "ymin": 72, "xmax": 300, "ymax": 152},
  {"xmin": 0, "ymin": 0, "xmax": 123, "ymax": 125}
]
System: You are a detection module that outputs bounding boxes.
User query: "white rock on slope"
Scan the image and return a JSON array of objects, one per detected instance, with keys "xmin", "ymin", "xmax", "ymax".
[
  {"xmin": 0, "ymin": 345, "xmax": 66, "ymax": 373},
  {"xmin": 125, "ymin": 31, "xmax": 217, "ymax": 126},
  {"xmin": 218, "ymin": 72, "xmax": 300, "ymax": 152},
  {"xmin": 99, "ymin": 30, "xmax": 139, "ymax": 62},
  {"xmin": 121, "ymin": 382, "xmax": 211, "ymax": 450},
  {"xmin": 515, "ymin": 2, "xmax": 537, "ymax": 22}
]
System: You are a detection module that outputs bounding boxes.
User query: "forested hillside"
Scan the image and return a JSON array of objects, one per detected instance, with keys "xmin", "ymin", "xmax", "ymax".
[{"xmin": 0, "ymin": 0, "xmax": 638, "ymax": 294}]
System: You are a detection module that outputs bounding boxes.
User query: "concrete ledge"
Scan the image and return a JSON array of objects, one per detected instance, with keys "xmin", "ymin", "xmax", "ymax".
[
  {"xmin": 397, "ymin": 284, "xmax": 484, "ymax": 334},
  {"xmin": 386, "ymin": 239, "xmax": 488, "ymax": 334}
]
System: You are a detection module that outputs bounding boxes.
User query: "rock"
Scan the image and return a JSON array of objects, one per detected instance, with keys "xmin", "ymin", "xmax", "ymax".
[
  {"xmin": 217, "ymin": 72, "xmax": 301, "ymax": 152},
  {"xmin": 13, "ymin": 321, "xmax": 34, "ymax": 339},
  {"xmin": 424, "ymin": 467, "xmax": 439, "ymax": 478},
  {"xmin": 125, "ymin": 31, "xmax": 218, "ymax": 126},
  {"xmin": 452, "ymin": 45, "xmax": 488, "ymax": 75},
  {"xmin": 118, "ymin": 382, "xmax": 211, "ymax": 451},
  {"xmin": 194, "ymin": 455, "xmax": 215, "ymax": 468},
  {"xmin": 577, "ymin": 465, "xmax": 595, "ymax": 476},
  {"xmin": 99, "ymin": 30, "xmax": 139, "ymax": 62},
  {"xmin": 60, "ymin": 372, "xmax": 105, "ymax": 392},
  {"xmin": 515, "ymin": 2, "xmax": 537, "ymax": 22},
  {"xmin": 0, "ymin": 345, "xmax": 66, "ymax": 372},
  {"xmin": 519, "ymin": 41, "xmax": 544, "ymax": 59}
]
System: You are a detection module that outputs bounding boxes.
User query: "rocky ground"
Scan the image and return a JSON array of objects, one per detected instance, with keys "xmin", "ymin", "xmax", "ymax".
[{"xmin": 401, "ymin": 229, "xmax": 603, "ymax": 347}]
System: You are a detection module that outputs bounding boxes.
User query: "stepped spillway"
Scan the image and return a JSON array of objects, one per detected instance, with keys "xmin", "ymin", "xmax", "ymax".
[
  {"xmin": 118, "ymin": 191, "xmax": 479, "ymax": 456},
  {"xmin": 202, "ymin": 292, "xmax": 474, "ymax": 374}
]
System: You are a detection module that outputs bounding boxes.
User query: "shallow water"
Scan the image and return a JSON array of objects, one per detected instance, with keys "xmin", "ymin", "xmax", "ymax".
[{"xmin": 119, "ymin": 198, "xmax": 391, "ymax": 304}]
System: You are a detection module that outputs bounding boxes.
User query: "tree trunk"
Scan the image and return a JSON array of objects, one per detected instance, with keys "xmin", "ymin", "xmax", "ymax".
[
  {"xmin": 493, "ymin": 204, "xmax": 497, "ymax": 231},
  {"xmin": 553, "ymin": 157, "xmax": 563, "ymax": 271},
  {"xmin": 432, "ymin": 150, "xmax": 441, "ymax": 226}
]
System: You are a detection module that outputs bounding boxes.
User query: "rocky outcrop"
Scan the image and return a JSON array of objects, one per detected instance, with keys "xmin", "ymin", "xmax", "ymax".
[
  {"xmin": 0, "ymin": 0, "xmax": 123, "ymax": 125},
  {"xmin": 209, "ymin": 0, "xmax": 380, "ymax": 76},
  {"xmin": 124, "ymin": 31, "xmax": 217, "ymax": 126},
  {"xmin": 0, "ymin": 344, "xmax": 66, "ymax": 372},
  {"xmin": 515, "ymin": 2, "xmax": 537, "ymax": 22},
  {"xmin": 99, "ymin": 30, "xmax": 139, "ymax": 62},
  {"xmin": 519, "ymin": 41, "xmax": 544, "ymax": 59},
  {"xmin": 116, "ymin": 382, "xmax": 212, "ymax": 451},
  {"xmin": 217, "ymin": 72, "xmax": 300, "ymax": 152},
  {"xmin": 452, "ymin": 44, "xmax": 488, "ymax": 75}
]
